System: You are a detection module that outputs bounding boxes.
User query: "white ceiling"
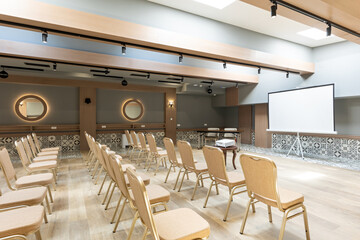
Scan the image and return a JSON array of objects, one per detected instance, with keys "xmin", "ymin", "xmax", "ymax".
[{"xmin": 148, "ymin": 0, "xmax": 345, "ymax": 47}]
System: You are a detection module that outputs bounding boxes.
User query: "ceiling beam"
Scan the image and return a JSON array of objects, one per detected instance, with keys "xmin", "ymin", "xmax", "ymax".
[
  {"xmin": 0, "ymin": 0, "xmax": 314, "ymax": 74},
  {"xmin": 0, "ymin": 39, "xmax": 258, "ymax": 84}
]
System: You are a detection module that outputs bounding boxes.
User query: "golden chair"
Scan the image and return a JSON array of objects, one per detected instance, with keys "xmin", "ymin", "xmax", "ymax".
[
  {"xmin": 203, "ymin": 146, "xmax": 249, "ymax": 221},
  {"xmin": 127, "ymin": 168, "xmax": 211, "ymax": 240},
  {"xmin": 32, "ymin": 132, "xmax": 60, "ymax": 152},
  {"xmin": 239, "ymin": 154, "xmax": 310, "ymax": 240},
  {"xmin": 146, "ymin": 134, "xmax": 167, "ymax": 175},
  {"xmin": 163, "ymin": 137, "xmax": 185, "ymax": 190},
  {"xmin": 21, "ymin": 138, "xmax": 58, "ymax": 163},
  {"xmin": 204, "ymin": 127, "xmax": 220, "ymax": 145},
  {"xmin": 177, "ymin": 140, "xmax": 209, "ymax": 200},
  {"xmin": 124, "ymin": 130, "xmax": 134, "ymax": 157},
  {"xmin": 130, "ymin": 130, "xmax": 142, "ymax": 161},
  {"xmin": 27, "ymin": 135, "xmax": 58, "ymax": 157}
]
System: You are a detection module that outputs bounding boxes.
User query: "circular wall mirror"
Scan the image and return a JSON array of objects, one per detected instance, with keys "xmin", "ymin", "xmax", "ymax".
[
  {"xmin": 122, "ymin": 99, "xmax": 144, "ymax": 121},
  {"xmin": 15, "ymin": 95, "xmax": 48, "ymax": 121}
]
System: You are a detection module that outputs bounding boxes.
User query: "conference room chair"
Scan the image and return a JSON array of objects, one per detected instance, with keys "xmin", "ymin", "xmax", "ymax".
[
  {"xmin": 0, "ymin": 148, "xmax": 56, "ymax": 203},
  {"xmin": 202, "ymin": 146, "xmax": 250, "ymax": 221},
  {"xmin": 130, "ymin": 130, "xmax": 142, "ymax": 162},
  {"xmin": 32, "ymin": 132, "xmax": 60, "ymax": 153},
  {"xmin": 137, "ymin": 132, "xmax": 150, "ymax": 165},
  {"xmin": 0, "ymin": 205, "xmax": 45, "ymax": 240},
  {"xmin": 127, "ymin": 168, "xmax": 211, "ymax": 240},
  {"xmin": 223, "ymin": 128, "xmax": 237, "ymax": 140},
  {"xmin": 177, "ymin": 140, "xmax": 209, "ymax": 200},
  {"xmin": 204, "ymin": 127, "xmax": 220, "ymax": 145},
  {"xmin": 83, "ymin": 131, "xmax": 94, "ymax": 166},
  {"xmin": 22, "ymin": 137, "xmax": 58, "ymax": 164},
  {"xmin": 124, "ymin": 130, "xmax": 134, "ymax": 157},
  {"xmin": 15, "ymin": 140, "xmax": 58, "ymax": 184},
  {"xmin": 27, "ymin": 135, "xmax": 59, "ymax": 157},
  {"xmin": 146, "ymin": 134, "xmax": 168, "ymax": 175},
  {"xmin": 109, "ymin": 154, "xmax": 170, "ymax": 238},
  {"xmin": 239, "ymin": 154, "xmax": 310, "ymax": 240}
]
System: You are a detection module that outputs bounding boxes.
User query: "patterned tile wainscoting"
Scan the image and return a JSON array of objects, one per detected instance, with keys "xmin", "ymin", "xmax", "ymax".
[{"xmin": 176, "ymin": 131, "xmax": 199, "ymax": 148}]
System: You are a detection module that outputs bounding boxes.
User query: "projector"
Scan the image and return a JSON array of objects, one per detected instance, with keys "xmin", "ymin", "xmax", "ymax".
[{"xmin": 215, "ymin": 139, "xmax": 236, "ymax": 148}]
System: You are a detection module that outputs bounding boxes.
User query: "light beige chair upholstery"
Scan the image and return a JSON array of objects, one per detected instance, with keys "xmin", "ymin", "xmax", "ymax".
[
  {"xmin": 27, "ymin": 135, "xmax": 58, "ymax": 157},
  {"xmin": 0, "ymin": 205, "xmax": 44, "ymax": 240},
  {"xmin": 146, "ymin": 134, "xmax": 167, "ymax": 175},
  {"xmin": 163, "ymin": 137, "xmax": 185, "ymax": 190},
  {"xmin": 109, "ymin": 154, "xmax": 170, "ymax": 238},
  {"xmin": 177, "ymin": 140, "xmax": 209, "ymax": 200},
  {"xmin": 239, "ymin": 154, "xmax": 310, "ymax": 240},
  {"xmin": 202, "ymin": 146, "xmax": 248, "ymax": 221},
  {"xmin": 21, "ymin": 138, "xmax": 58, "ymax": 163},
  {"xmin": 0, "ymin": 148, "xmax": 55, "ymax": 204},
  {"xmin": 32, "ymin": 133, "xmax": 60, "ymax": 152},
  {"xmin": 223, "ymin": 128, "xmax": 237, "ymax": 139},
  {"xmin": 130, "ymin": 130, "xmax": 141, "ymax": 161},
  {"xmin": 138, "ymin": 132, "xmax": 163, "ymax": 166},
  {"xmin": 124, "ymin": 130, "xmax": 133, "ymax": 157},
  {"xmin": 127, "ymin": 168, "xmax": 210, "ymax": 240},
  {"xmin": 204, "ymin": 127, "xmax": 220, "ymax": 145}
]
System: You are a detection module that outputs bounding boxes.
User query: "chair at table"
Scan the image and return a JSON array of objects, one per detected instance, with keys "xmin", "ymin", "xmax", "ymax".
[
  {"xmin": 239, "ymin": 154, "xmax": 310, "ymax": 240},
  {"xmin": 177, "ymin": 140, "xmax": 209, "ymax": 200},
  {"xmin": 146, "ymin": 134, "xmax": 167, "ymax": 176},
  {"xmin": 32, "ymin": 132, "xmax": 60, "ymax": 153},
  {"xmin": 204, "ymin": 127, "xmax": 220, "ymax": 145},
  {"xmin": 127, "ymin": 168, "xmax": 210, "ymax": 240},
  {"xmin": 163, "ymin": 137, "xmax": 185, "ymax": 190},
  {"xmin": 223, "ymin": 128, "xmax": 237, "ymax": 140},
  {"xmin": 202, "ymin": 146, "xmax": 250, "ymax": 221}
]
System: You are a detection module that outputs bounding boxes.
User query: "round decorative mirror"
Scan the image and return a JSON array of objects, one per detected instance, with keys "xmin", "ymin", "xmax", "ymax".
[
  {"xmin": 122, "ymin": 99, "xmax": 144, "ymax": 121},
  {"xmin": 15, "ymin": 95, "xmax": 48, "ymax": 121}
]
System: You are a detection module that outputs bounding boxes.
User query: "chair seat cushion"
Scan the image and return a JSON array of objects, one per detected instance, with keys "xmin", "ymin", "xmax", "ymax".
[
  {"xmin": 37, "ymin": 151, "xmax": 58, "ymax": 156},
  {"xmin": 156, "ymin": 150, "xmax": 167, "ymax": 157},
  {"xmin": 0, "ymin": 187, "xmax": 47, "ymax": 208},
  {"xmin": 42, "ymin": 147, "xmax": 60, "ymax": 152},
  {"xmin": 226, "ymin": 171, "xmax": 245, "ymax": 188},
  {"xmin": 130, "ymin": 185, "xmax": 170, "ymax": 205},
  {"xmin": 32, "ymin": 155, "xmax": 58, "ymax": 162},
  {"xmin": 28, "ymin": 161, "xmax": 57, "ymax": 171},
  {"xmin": 255, "ymin": 187, "xmax": 304, "ymax": 210},
  {"xmin": 194, "ymin": 162, "xmax": 208, "ymax": 173},
  {"xmin": 154, "ymin": 208, "xmax": 210, "ymax": 240},
  {"xmin": 15, "ymin": 173, "xmax": 54, "ymax": 188},
  {"xmin": 122, "ymin": 164, "xmax": 136, "ymax": 172},
  {"xmin": 0, "ymin": 205, "xmax": 44, "ymax": 238},
  {"xmin": 125, "ymin": 172, "xmax": 150, "ymax": 186}
]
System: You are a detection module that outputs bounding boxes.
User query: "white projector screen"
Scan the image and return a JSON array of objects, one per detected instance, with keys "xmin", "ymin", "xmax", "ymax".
[{"xmin": 268, "ymin": 84, "xmax": 337, "ymax": 134}]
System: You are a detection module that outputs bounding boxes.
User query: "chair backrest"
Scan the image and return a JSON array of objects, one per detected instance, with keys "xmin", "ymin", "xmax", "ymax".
[
  {"xmin": 240, "ymin": 154, "xmax": 281, "ymax": 209},
  {"xmin": 224, "ymin": 128, "xmax": 237, "ymax": 138},
  {"xmin": 163, "ymin": 137, "xmax": 178, "ymax": 165},
  {"xmin": 101, "ymin": 145, "xmax": 117, "ymax": 182},
  {"xmin": 21, "ymin": 137, "xmax": 35, "ymax": 159},
  {"xmin": 32, "ymin": 133, "xmax": 41, "ymax": 152},
  {"xmin": 138, "ymin": 132, "xmax": 147, "ymax": 151},
  {"xmin": 27, "ymin": 135, "xmax": 39, "ymax": 155},
  {"xmin": 84, "ymin": 132, "xmax": 91, "ymax": 150},
  {"xmin": 127, "ymin": 168, "xmax": 160, "ymax": 240},
  {"xmin": 125, "ymin": 130, "xmax": 133, "ymax": 146},
  {"xmin": 203, "ymin": 146, "xmax": 228, "ymax": 183},
  {"xmin": 0, "ymin": 148, "xmax": 17, "ymax": 184},
  {"xmin": 130, "ymin": 131, "xmax": 139, "ymax": 147},
  {"xmin": 177, "ymin": 140, "xmax": 195, "ymax": 170},
  {"xmin": 94, "ymin": 142, "xmax": 106, "ymax": 169},
  {"xmin": 146, "ymin": 134, "xmax": 158, "ymax": 155},
  {"xmin": 15, "ymin": 140, "xmax": 31, "ymax": 167},
  {"xmin": 206, "ymin": 128, "xmax": 220, "ymax": 137}
]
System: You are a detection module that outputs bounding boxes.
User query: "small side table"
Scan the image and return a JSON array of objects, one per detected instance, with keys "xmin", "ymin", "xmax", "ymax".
[{"xmin": 216, "ymin": 145, "xmax": 238, "ymax": 169}]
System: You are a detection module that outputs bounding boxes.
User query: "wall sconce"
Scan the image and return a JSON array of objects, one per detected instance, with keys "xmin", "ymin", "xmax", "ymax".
[{"xmin": 168, "ymin": 100, "xmax": 174, "ymax": 108}]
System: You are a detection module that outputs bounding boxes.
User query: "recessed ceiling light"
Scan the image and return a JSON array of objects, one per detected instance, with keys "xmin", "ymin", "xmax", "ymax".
[
  {"xmin": 193, "ymin": 0, "xmax": 236, "ymax": 9},
  {"xmin": 297, "ymin": 28, "xmax": 330, "ymax": 40}
]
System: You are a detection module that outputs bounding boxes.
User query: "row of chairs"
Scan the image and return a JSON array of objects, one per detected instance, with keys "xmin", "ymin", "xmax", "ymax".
[
  {"xmin": 84, "ymin": 132, "xmax": 211, "ymax": 240},
  {"xmin": 0, "ymin": 133, "xmax": 61, "ymax": 239},
  {"xmin": 162, "ymin": 137, "xmax": 310, "ymax": 240}
]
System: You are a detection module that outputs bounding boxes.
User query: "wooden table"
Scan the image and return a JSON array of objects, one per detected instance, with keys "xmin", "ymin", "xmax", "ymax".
[
  {"xmin": 216, "ymin": 145, "xmax": 238, "ymax": 169},
  {"xmin": 196, "ymin": 130, "xmax": 243, "ymax": 150}
]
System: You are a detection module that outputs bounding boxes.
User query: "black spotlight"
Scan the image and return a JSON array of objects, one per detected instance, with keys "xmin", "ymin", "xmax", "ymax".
[
  {"xmin": 122, "ymin": 45, "xmax": 126, "ymax": 55},
  {"xmin": 84, "ymin": 98, "xmax": 91, "ymax": 104},
  {"xmin": 42, "ymin": 30, "xmax": 48, "ymax": 43},
  {"xmin": 207, "ymin": 86, "xmax": 213, "ymax": 94},
  {"xmin": 179, "ymin": 54, "xmax": 183, "ymax": 64},
  {"xmin": 223, "ymin": 61, "xmax": 227, "ymax": 69},
  {"xmin": 326, "ymin": 22, "xmax": 332, "ymax": 37},
  {"xmin": 0, "ymin": 68, "xmax": 8, "ymax": 79},
  {"xmin": 286, "ymin": 71, "xmax": 289, "ymax": 78},
  {"xmin": 271, "ymin": 1, "xmax": 277, "ymax": 18},
  {"xmin": 53, "ymin": 63, "xmax": 57, "ymax": 71},
  {"xmin": 122, "ymin": 79, "xmax": 128, "ymax": 86},
  {"xmin": 258, "ymin": 67, "xmax": 261, "ymax": 74}
]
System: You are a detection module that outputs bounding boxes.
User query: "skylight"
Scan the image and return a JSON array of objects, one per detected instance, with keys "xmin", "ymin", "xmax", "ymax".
[
  {"xmin": 193, "ymin": 0, "xmax": 236, "ymax": 9},
  {"xmin": 297, "ymin": 28, "xmax": 331, "ymax": 40}
]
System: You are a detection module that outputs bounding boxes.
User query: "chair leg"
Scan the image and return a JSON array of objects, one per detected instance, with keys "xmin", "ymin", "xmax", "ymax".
[
  {"xmin": 52, "ymin": 181, "xmax": 56, "ymax": 191},
  {"xmin": 111, "ymin": 195, "xmax": 123, "ymax": 224},
  {"xmin": 178, "ymin": 169, "xmax": 187, "ymax": 192},
  {"xmin": 203, "ymin": 180, "xmax": 214, "ymax": 208},
  {"xmin": 224, "ymin": 187, "xmax": 236, "ymax": 221},
  {"xmin": 92, "ymin": 161, "xmax": 99, "ymax": 179},
  {"xmin": 215, "ymin": 182, "xmax": 219, "ymax": 195},
  {"xmin": 173, "ymin": 168, "xmax": 182, "ymax": 190},
  {"xmin": 102, "ymin": 181, "xmax": 113, "ymax": 205},
  {"xmin": 252, "ymin": 202, "xmax": 256, "ymax": 213},
  {"xmin": 113, "ymin": 198, "xmax": 127, "ymax": 233},
  {"xmin": 35, "ymin": 230, "xmax": 42, "ymax": 240},
  {"xmin": 52, "ymin": 169, "xmax": 57, "ymax": 184},
  {"xmin": 41, "ymin": 202, "xmax": 48, "ymax": 224},
  {"xmin": 47, "ymin": 186, "xmax": 54, "ymax": 203},
  {"xmin": 278, "ymin": 210, "xmax": 289, "ymax": 240},
  {"xmin": 45, "ymin": 194, "xmax": 52, "ymax": 215},
  {"xmin": 191, "ymin": 173, "xmax": 201, "ymax": 200},
  {"xmin": 142, "ymin": 226, "xmax": 148, "ymax": 240},
  {"xmin": 126, "ymin": 211, "xmax": 139, "ymax": 240},
  {"xmin": 154, "ymin": 157, "xmax": 161, "ymax": 176},
  {"xmin": 302, "ymin": 205, "xmax": 310, "ymax": 240},
  {"xmin": 164, "ymin": 163, "xmax": 173, "ymax": 183},
  {"xmin": 94, "ymin": 166, "xmax": 103, "ymax": 185},
  {"xmin": 105, "ymin": 184, "xmax": 116, "ymax": 210},
  {"xmin": 268, "ymin": 205, "xmax": 273, "ymax": 223},
  {"xmin": 240, "ymin": 198, "xmax": 253, "ymax": 234},
  {"xmin": 98, "ymin": 174, "xmax": 108, "ymax": 195}
]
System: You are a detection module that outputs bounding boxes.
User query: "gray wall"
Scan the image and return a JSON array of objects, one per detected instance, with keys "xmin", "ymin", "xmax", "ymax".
[
  {"xmin": 335, "ymin": 98, "xmax": 360, "ymax": 135},
  {"xmin": 224, "ymin": 107, "xmax": 238, "ymax": 128},
  {"xmin": 0, "ymin": 83, "xmax": 78, "ymax": 125},
  {"xmin": 96, "ymin": 89, "xmax": 164, "ymax": 124}
]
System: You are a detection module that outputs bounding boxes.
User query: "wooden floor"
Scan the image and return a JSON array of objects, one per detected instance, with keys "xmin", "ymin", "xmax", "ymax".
[{"xmin": 4, "ymin": 149, "xmax": 360, "ymax": 240}]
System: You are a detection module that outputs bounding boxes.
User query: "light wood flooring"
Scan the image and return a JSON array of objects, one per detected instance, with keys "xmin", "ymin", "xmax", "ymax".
[{"xmin": 3, "ymin": 149, "xmax": 360, "ymax": 240}]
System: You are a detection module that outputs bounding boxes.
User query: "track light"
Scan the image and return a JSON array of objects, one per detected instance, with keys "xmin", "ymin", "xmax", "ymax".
[
  {"xmin": 326, "ymin": 22, "xmax": 332, "ymax": 37},
  {"xmin": 207, "ymin": 86, "xmax": 213, "ymax": 94},
  {"xmin": 121, "ymin": 79, "xmax": 128, "ymax": 86},
  {"xmin": 104, "ymin": 68, "xmax": 109, "ymax": 75},
  {"xmin": 286, "ymin": 71, "xmax": 289, "ymax": 78},
  {"xmin": 258, "ymin": 67, "xmax": 261, "ymax": 74},
  {"xmin": 147, "ymin": 73, "xmax": 150, "ymax": 80},
  {"xmin": 271, "ymin": 1, "xmax": 277, "ymax": 18},
  {"xmin": 223, "ymin": 61, "xmax": 227, "ymax": 69},
  {"xmin": 53, "ymin": 63, "xmax": 57, "ymax": 71},
  {"xmin": 235, "ymin": 83, "xmax": 239, "ymax": 88},
  {"xmin": 179, "ymin": 54, "xmax": 183, "ymax": 64},
  {"xmin": 0, "ymin": 67, "xmax": 8, "ymax": 79},
  {"xmin": 122, "ymin": 45, "xmax": 126, "ymax": 55},
  {"xmin": 42, "ymin": 31, "xmax": 48, "ymax": 43}
]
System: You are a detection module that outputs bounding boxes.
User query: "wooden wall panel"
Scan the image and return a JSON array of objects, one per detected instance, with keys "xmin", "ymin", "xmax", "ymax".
[
  {"xmin": 79, "ymin": 87, "xmax": 96, "ymax": 151},
  {"xmin": 226, "ymin": 87, "xmax": 239, "ymax": 106},
  {"xmin": 255, "ymin": 103, "xmax": 271, "ymax": 148},
  {"xmin": 165, "ymin": 89, "xmax": 177, "ymax": 142},
  {"xmin": 238, "ymin": 105, "xmax": 252, "ymax": 144}
]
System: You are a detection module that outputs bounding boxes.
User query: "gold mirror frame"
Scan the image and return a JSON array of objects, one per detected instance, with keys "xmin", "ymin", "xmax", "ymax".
[
  {"xmin": 15, "ymin": 95, "xmax": 48, "ymax": 121},
  {"xmin": 122, "ymin": 99, "xmax": 144, "ymax": 121}
]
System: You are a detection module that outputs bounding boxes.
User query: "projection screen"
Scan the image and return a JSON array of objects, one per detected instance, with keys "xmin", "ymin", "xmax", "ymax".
[{"xmin": 267, "ymin": 84, "xmax": 337, "ymax": 134}]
